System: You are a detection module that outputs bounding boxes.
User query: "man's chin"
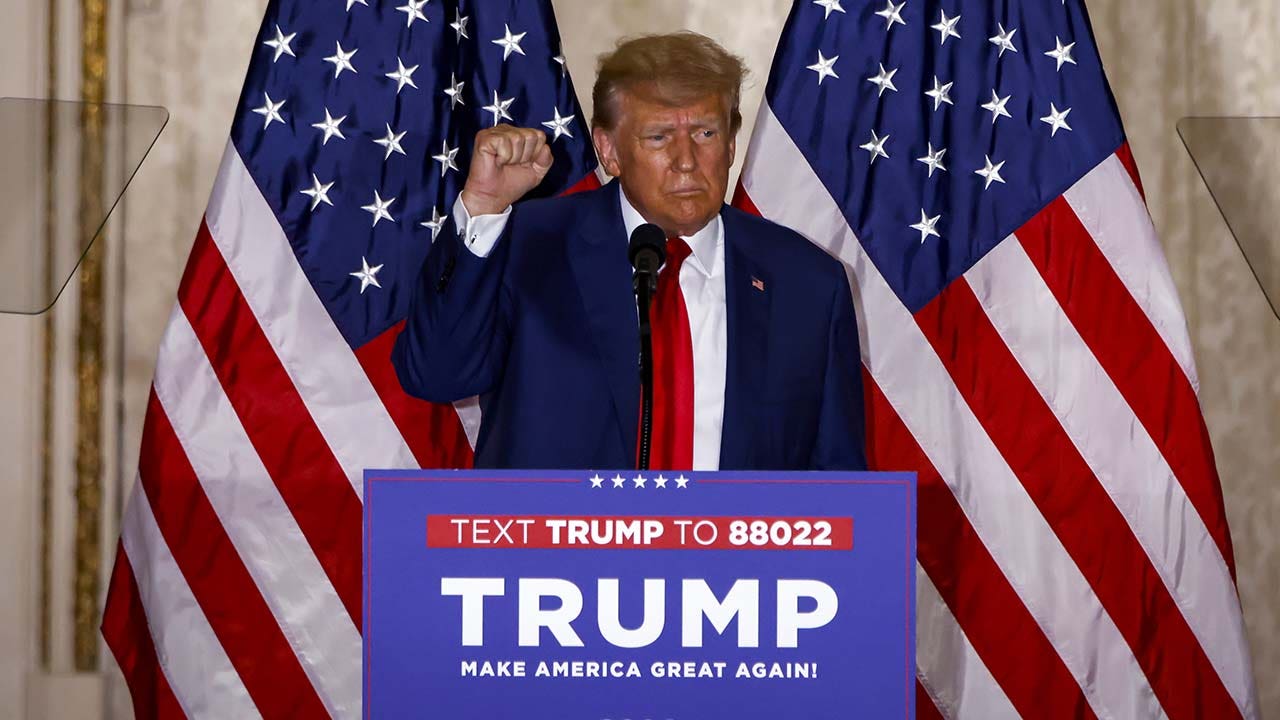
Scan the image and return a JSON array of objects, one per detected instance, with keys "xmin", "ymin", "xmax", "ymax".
[{"xmin": 660, "ymin": 209, "xmax": 719, "ymax": 236}]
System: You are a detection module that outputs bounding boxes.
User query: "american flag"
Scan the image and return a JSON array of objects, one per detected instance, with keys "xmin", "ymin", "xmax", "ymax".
[
  {"xmin": 734, "ymin": 0, "xmax": 1258, "ymax": 718},
  {"xmin": 100, "ymin": 0, "xmax": 596, "ymax": 716}
]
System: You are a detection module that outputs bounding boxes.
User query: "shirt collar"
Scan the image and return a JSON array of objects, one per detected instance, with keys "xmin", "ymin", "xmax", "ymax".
[{"xmin": 617, "ymin": 183, "xmax": 723, "ymax": 279}]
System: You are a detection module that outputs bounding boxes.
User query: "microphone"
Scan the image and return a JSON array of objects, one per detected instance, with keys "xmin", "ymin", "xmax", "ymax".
[
  {"xmin": 628, "ymin": 223, "xmax": 666, "ymax": 293},
  {"xmin": 628, "ymin": 223, "xmax": 666, "ymax": 471}
]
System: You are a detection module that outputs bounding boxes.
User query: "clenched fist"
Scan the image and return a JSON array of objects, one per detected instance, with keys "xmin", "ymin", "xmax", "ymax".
[{"xmin": 460, "ymin": 124, "xmax": 554, "ymax": 217}]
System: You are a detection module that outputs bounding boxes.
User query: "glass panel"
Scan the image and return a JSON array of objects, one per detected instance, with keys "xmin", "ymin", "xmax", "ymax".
[
  {"xmin": 0, "ymin": 98, "xmax": 168, "ymax": 315},
  {"xmin": 1178, "ymin": 117, "xmax": 1280, "ymax": 322}
]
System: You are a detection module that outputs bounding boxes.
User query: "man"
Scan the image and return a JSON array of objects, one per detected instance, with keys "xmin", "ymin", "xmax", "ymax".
[{"xmin": 392, "ymin": 32, "xmax": 866, "ymax": 471}]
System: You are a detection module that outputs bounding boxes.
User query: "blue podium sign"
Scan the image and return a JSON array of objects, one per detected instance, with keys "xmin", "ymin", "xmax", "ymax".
[{"xmin": 364, "ymin": 470, "xmax": 916, "ymax": 719}]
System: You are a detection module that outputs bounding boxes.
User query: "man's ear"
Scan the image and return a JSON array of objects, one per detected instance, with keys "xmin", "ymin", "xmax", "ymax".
[{"xmin": 592, "ymin": 126, "xmax": 622, "ymax": 177}]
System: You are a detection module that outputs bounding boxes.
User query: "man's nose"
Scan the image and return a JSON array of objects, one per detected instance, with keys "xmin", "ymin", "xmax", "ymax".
[{"xmin": 670, "ymin": 134, "xmax": 697, "ymax": 173}]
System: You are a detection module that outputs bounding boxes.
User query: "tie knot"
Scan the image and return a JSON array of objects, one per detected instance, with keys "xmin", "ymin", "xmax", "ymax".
[{"xmin": 665, "ymin": 236, "xmax": 692, "ymax": 269}]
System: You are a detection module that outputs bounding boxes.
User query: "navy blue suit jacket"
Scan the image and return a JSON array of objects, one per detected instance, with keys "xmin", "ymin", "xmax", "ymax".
[{"xmin": 392, "ymin": 181, "xmax": 867, "ymax": 470}]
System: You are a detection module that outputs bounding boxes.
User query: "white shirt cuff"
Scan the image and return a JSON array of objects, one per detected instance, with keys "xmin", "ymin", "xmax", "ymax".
[{"xmin": 453, "ymin": 194, "xmax": 513, "ymax": 258}]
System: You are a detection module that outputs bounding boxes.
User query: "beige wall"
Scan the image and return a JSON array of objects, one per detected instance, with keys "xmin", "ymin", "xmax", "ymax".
[
  {"xmin": 0, "ymin": 1, "xmax": 50, "ymax": 716},
  {"xmin": 0, "ymin": 0, "xmax": 1261, "ymax": 717}
]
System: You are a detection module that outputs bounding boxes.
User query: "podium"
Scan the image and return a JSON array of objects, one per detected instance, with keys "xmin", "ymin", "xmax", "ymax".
[{"xmin": 363, "ymin": 469, "xmax": 917, "ymax": 719}]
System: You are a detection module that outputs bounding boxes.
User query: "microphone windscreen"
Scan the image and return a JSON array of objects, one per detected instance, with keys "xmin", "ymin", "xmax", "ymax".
[{"xmin": 628, "ymin": 223, "xmax": 667, "ymax": 274}]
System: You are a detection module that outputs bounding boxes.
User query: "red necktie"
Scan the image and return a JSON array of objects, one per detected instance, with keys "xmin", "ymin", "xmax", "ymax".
[{"xmin": 646, "ymin": 237, "xmax": 695, "ymax": 470}]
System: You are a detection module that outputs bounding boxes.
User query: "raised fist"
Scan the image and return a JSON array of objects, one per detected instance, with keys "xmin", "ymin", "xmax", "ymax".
[{"xmin": 460, "ymin": 124, "xmax": 554, "ymax": 217}]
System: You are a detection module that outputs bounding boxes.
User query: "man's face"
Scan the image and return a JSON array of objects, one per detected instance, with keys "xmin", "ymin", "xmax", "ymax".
[{"xmin": 593, "ymin": 90, "xmax": 736, "ymax": 238}]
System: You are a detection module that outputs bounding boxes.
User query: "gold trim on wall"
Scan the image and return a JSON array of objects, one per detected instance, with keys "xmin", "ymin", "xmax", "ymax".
[{"xmin": 73, "ymin": 0, "xmax": 108, "ymax": 673}]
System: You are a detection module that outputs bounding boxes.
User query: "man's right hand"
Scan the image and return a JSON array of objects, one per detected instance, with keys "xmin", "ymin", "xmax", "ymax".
[{"xmin": 460, "ymin": 125, "xmax": 554, "ymax": 217}]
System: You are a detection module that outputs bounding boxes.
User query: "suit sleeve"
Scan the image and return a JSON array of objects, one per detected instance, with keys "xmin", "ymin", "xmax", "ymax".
[
  {"xmin": 390, "ymin": 201, "xmax": 516, "ymax": 404},
  {"xmin": 809, "ymin": 267, "xmax": 869, "ymax": 470}
]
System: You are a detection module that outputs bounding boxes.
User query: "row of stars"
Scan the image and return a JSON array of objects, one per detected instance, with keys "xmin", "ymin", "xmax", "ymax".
[
  {"xmin": 855, "ymin": 95, "xmax": 1072, "ymax": 171},
  {"xmin": 808, "ymin": 34, "xmax": 1076, "ymax": 90},
  {"xmin": 261, "ymin": 89, "xmax": 576, "ymax": 145},
  {"xmin": 811, "ymin": 0, "xmax": 1076, "ymax": 66},
  {"xmin": 588, "ymin": 474, "xmax": 692, "ymax": 489},
  {"xmin": 264, "ymin": 17, "xmax": 569, "ymax": 73}
]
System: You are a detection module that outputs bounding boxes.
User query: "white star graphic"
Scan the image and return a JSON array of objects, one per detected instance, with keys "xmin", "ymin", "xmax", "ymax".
[
  {"xmin": 385, "ymin": 57, "xmax": 419, "ymax": 94},
  {"xmin": 553, "ymin": 54, "xmax": 567, "ymax": 77},
  {"xmin": 1046, "ymin": 37, "xmax": 1078, "ymax": 71},
  {"xmin": 867, "ymin": 63, "xmax": 899, "ymax": 97},
  {"xmin": 633, "ymin": 475, "xmax": 648, "ymax": 488},
  {"xmin": 450, "ymin": 10, "xmax": 469, "ymax": 40},
  {"xmin": 432, "ymin": 140, "xmax": 460, "ymax": 177},
  {"xmin": 444, "ymin": 73, "xmax": 466, "ymax": 109},
  {"xmin": 345, "ymin": 0, "xmax": 367, "ymax": 10},
  {"xmin": 1041, "ymin": 103, "xmax": 1073, "ymax": 137},
  {"xmin": 674, "ymin": 475, "xmax": 690, "ymax": 489},
  {"xmin": 300, "ymin": 173, "xmax": 334, "ymax": 211},
  {"xmin": 989, "ymin": 23, "xmax": 1018, "ymax": 57},
  {"xmin": 910, "ymin": 210, "xmax": 942, "ymax": 244},
  {"xmin": 612, "ymin": 474, "xmax": 626, "ymax": 489},
  {"xmin": 981, "ymin": 89, "xmax": 1013, "ymax": 124},
  {"xmin": 420, "ymin": 207, "xmax": 446, "ymax": 240},
  {"xmin": 263, "ymin": 24, "xmax": 296, "ymax": 63},
  {"xmin": 324, "ymin": 42, "xmax": 358, "ymax": 79},
  {"xmin": 975, "ymin": 155, "xmax": 1007, "ymax": 190},
  {"xmin": 311, "ymin": 108, "xmax": 347, "ymax": 145},
  {"xmin": 483, "ymin": 90, "xmax": 516, "ymax": 127},
  {"xmin": 589, "ymin": 474, "xmax": 604, "ymax": 489},
  {"xmin": 350, "ymin": 257, "xmax": 383, "ymax": 294},
  {"xmin": 925, "ymin": 76, "xmax": 954, "ymax": 111},
  {"xmin": 653, "ymin": 474, "xmax": 669, "ymax": 489},
  {"xmin": 374, "ymin": 124, "xmax": 407, "ymax": 159},
  {"xmin": 807, "ymin": 51, "xmax": 840, "ymax": 86},
  {"xmin": 860, "ymin": 129, "xmax": 890, "ymax": 165},
  {"xmin": 542, "ymin": 108, "xmax": 575, "ymax": 141},
  {"xmin": 932, "ymin": 10, "xmax": 962, "ymax": 46},
  {"xmin": 493, "ymin": 24, "xmax": 527, "ymax": 61},
  {"xmin": 362, "ymin": 190, "xmax": 396, "ymax": 227},
  {"xmin": 813, "ymin": 0, "xmax": 845, "ymax": 20},
  {"xmin": 396, "ymin": 0, "xmax": 429, "ymax": 28},
  {"xmin": 917, "ymin": 143, "xmax": 947, "ymax": 177},
  {"xmin": 252, "ymin": 93, "xmax": 286, "ymax": 129},
  {"xmin": 875, "ymin": 0, "xmax": 906, "ymax": 30}
]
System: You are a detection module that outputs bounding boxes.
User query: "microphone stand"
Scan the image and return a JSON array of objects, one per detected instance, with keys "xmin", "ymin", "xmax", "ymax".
[{"xmin": 635, "ymin": 270, "xmax": 656, "ymax": 471}]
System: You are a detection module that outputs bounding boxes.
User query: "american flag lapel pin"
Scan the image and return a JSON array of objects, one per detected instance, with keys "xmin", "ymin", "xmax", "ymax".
[{"xmin": 751, "ymin": 276, "xmax": 766, "ymax": 292}]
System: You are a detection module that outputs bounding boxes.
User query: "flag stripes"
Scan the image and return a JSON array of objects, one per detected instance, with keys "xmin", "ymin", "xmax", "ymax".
[
  {"xmin": 179, "ymin": 222, "xmax": 364, "ymax": 625},
  {"xmin": 205, "ymin": 145, "xmax": 419, "ymax": 497},
  {"xmin": 118, "ymin": 483, "xmax": 261, "ymax": 718},
  {"xmin": 924, "ymin": 254, "xmax": 1238, "ymax": 718},
  {"xmin": 737, "ymin": 100, "xmax": 1257, "ymax": 718},
  {"xmin": 1019, "ymin": 190, "xmax": 1236, "ymax": 578},
  {"xmin": 101, "ymin": 545, "xmax": 186, "ymax": 720},
  {"xmin": 972, "ymin": 232, "xmax": 1249, "ymax": 712}
]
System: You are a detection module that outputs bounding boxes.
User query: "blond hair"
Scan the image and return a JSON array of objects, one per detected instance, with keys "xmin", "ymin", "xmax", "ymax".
[{"xmin": 592, "ymin": 32, "xmax": 748, "ymax": 133}]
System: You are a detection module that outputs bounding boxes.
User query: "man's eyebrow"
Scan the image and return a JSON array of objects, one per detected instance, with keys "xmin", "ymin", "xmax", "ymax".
[{"xmin": 639, "ymin": 117, "xmax": 721, "ymax": 132}]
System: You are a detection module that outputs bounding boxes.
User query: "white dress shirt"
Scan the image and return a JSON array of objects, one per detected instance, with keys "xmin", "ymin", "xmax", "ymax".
[{"xmin": 453, "ymin": 188, "xmax": 728, "ymax": 470}]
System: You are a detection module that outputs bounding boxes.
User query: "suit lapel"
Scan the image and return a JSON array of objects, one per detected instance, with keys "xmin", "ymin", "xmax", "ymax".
[
  {"xmin": 719, "ymin": 208, "xmax": 772, "ymax": 469},
  {"xmin": 567, "ymin": 181, "xmax": 640, "ymax": 460}
]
